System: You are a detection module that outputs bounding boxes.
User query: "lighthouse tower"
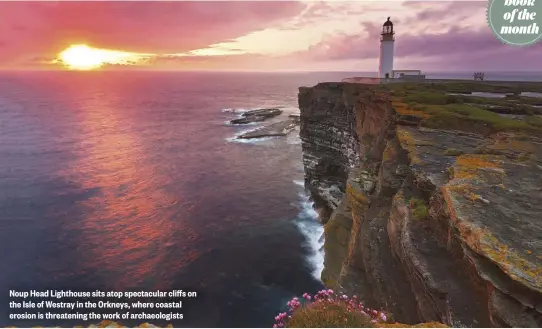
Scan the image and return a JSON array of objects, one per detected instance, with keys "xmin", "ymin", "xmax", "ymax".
[{"xmin": 378, "ymin": 17, "xmax": 395, "ymax": 79}]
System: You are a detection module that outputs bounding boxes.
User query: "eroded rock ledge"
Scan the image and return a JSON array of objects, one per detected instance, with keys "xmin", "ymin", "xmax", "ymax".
[{"xmin": 299, "ymin": 82, "xmax": 542, "ymax": 327}]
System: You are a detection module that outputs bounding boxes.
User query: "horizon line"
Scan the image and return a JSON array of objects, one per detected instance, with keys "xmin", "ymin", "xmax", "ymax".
[{"xmin": 1, "ymin": 69, "xmax": 542, "ymax": 74}]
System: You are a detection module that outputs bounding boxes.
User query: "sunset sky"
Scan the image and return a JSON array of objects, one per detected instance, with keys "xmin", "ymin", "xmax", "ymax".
[{"xmin": 0, "ymin": 1, "xmax": 540, "ymax": 72}]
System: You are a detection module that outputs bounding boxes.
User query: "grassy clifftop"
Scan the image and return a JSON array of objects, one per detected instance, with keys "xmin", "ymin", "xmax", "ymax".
[{"xmin": 375, "ymin": 82, "xmax": 542, "ymax": 136}]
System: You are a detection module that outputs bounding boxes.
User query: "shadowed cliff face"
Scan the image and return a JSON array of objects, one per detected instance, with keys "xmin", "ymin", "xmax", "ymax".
[
  {"xmin": 298, "ymin": 82, "xmax": 542, "ymax": 328},
  {"xmin": 298, "ymin": 84, "xmax": 360, "ymax": 215}
]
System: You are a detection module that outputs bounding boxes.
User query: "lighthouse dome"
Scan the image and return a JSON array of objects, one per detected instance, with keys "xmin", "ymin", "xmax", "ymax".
[
  {"xmin": 381, "ymin": 17, "xmax": 394, "ymax": 35},
  {"xmin": 383, "ymin": 17, "xmax": 393, "ymax": 27}
]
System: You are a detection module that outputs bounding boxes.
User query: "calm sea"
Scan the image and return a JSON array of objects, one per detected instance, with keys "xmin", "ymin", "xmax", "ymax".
[{"xmin": 0, "ymin": 70, "xmax": 540, "ymax": 328}]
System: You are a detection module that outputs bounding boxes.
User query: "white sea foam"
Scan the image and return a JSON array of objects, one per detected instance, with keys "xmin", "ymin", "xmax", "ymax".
[
  {"xmin": 225, "ymin": 124, "xmax": 283, "ymax": 144},
  {"xmin": 293, "ymin": 180, "xmax": 305, "ymax": 187},
  {"xmin": 225, "ymin": 127, "xmax": 279, "ymax": 144},
  {"xmin": 280, "ymin": 107, "xmax": 301, "ymax": 115},
  {"xmin": 286, "ymin": 127, "xmax": 301, "ymax": 145},
  {"xmin": 226, "ymin": 136, "xmax": 279, "ymax": 144},
  {"xmin": 294, "ymin": 187, "xmax": 325, "ymax": 281}
]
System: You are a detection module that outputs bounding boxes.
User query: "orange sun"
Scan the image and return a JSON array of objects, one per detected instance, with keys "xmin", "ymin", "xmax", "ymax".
[{"xmin": 57, "ymin": 44, "xmax": 146, "ymax": 70}]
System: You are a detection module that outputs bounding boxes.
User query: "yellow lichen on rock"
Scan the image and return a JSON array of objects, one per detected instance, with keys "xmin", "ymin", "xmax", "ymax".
[
  {"xmin": 382, "ymin": 142, "xmax": 397, "ymax": 162},
  {"xmin": 392, "ymin": 101, "xmax": 431, "ymax": 119},
  {"xmin": 441, "ymin": 185, "xmax": 488, "ymax": 251},
  {"xmin": 443, "ymin": 181, "xmax": 542, "ymax": 293},
  {"xmin": 446, "ymin": 183, "xmax": 484, "ymax": 203},
  {"xmin": 453, "ymin": 154, "xmax": 503, "ymax": 180},
  {"xmin": 480, "ymin": 233, "xmax": 542, "ymax": 291},
  {"xmin": 489, "ymin": 138, "xmax": 537, "ymax": 154},
  {"xmin": 396, "ymin": 128, "xmax": 422, "ymax": 164},
  {"xmin": 346, "ymin": 182, "xmax": 370, "ymax": 205}
]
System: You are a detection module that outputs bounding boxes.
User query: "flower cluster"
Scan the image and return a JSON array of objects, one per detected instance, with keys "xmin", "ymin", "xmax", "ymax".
[{"xmin": 273, "ymin": 290, "xmax": 388, "ymax": 328}]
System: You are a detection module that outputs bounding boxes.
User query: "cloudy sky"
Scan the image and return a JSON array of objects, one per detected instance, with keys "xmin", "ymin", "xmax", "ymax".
[{"xmin": 0, "ymin": 1, "xmax": 540, "ymax": 72}]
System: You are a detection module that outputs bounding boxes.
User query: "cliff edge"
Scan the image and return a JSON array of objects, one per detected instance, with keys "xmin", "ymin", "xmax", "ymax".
[{"xmin": 299, "ymin": 81, "xmax": 542, "ymax": 327}]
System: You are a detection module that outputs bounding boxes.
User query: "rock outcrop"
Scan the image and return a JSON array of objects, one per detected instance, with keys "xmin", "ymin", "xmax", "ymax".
[
  {"xmin": 237, "ymin": 118, "xmax": 299, "ymax": 139},
  {"xmin": 230, "ymin": 108, "xmax": 282, "ymax": 124},
  {"xmin": 299, "ymin": 82, "xmax": 542, "ymax": 327}
]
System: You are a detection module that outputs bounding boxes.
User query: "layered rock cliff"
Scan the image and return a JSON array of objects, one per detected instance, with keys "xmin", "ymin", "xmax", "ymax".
[
  {"xmin": 299, "ymin": 82, "xmax": 542, "ymax": 328},
  {"xmin": 299, "ymin": 85, "xmax": 360, "ymax": 214}
]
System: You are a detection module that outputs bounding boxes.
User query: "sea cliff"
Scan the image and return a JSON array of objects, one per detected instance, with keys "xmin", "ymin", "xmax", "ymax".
[{"xmin": 298, "ymin": 81, "xmax": 542, "ymax": 327}]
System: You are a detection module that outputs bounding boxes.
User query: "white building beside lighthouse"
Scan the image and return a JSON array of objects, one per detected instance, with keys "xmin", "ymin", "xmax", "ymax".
[
  {"xmin": 342, "ymin": 17, "xmax": 425, "ymax": 84},
  {"xmin": 378, "ymin": 17, "xmax": 395, "ymax": 79}
]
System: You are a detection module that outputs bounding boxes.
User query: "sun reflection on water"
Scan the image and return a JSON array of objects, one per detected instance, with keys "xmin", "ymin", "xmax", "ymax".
[{"xmin": 58, "ymin": 88, "xmax": 200, "ymax": 290}]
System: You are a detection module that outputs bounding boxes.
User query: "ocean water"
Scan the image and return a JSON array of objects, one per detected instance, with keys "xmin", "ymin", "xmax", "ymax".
[
  {"xmin": 1, "ymin": 70, "xmax": 540, "ymax": 328},
  {"xmin": 0, "ymin": 71, "xmax": 359, "ymax": 328}
]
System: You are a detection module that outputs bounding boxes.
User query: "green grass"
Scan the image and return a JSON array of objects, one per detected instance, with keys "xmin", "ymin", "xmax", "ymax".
[
  {"xmin": 377, "ymin": 81, "xmax": 542, "ymax": 94},
  {"xmin": 520, "ymin": 96, "xmax": 542, "ymax": 106},
  {"xmin": 404, "ymin": 101, "xmax": 542, "ymax": 135},
  {"xmin": 402, "ymin": 92, "xmax": 448, "ymax": 105},
  {"xmin": 444, "ymin": 95, "xmax": 541, "ymax": 114},
  {"xmin": 381, "ymin": 82, "xmax": 542, "ymax": 135},
  {"xmin": 409, "ymin": 198, "xmax": 429, "ymax": 220},
  {"xmin": 525, "ymin": 115, "xmax": 542, "ymax": 128}
]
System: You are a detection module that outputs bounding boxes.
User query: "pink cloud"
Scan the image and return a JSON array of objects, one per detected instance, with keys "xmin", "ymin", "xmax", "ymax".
[
  {"xmin": 0, "ymin": 1, "xmax": 538, "ymax": 72},
  {"xmin": 289, "ymin": 1, "xmax": 542, "ymax": 71},
  {"xmin": 0, "ymin": 1, "xmax": 306, "ymax": 67}
]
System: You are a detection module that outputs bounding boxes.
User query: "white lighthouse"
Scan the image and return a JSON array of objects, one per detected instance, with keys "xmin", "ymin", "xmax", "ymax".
[{"xmin": 378, "ymin": 17, "xmax": 395, "ymax": 79}]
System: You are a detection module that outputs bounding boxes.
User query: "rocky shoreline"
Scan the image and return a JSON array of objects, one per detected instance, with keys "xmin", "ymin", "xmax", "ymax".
[
  {"xmin": 226, "ymin": 107, "xmax": 301, "ymax": 140},
  {"xmin": 299, "ymin": 81, "xmax": 542, "ymax": 327},
  {"xmin": 229, "ymin": 108, "xmax": 282, "ymax": 124},
  {"xmin": 237, "ymin": 117, "xmax": 300, "ymax": 139}
]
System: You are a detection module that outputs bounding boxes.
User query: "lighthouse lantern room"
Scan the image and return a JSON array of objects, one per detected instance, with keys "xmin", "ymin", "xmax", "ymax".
[{"xmin": 378, "ymin": 17, "xmax": 395, "ymax": 79}]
